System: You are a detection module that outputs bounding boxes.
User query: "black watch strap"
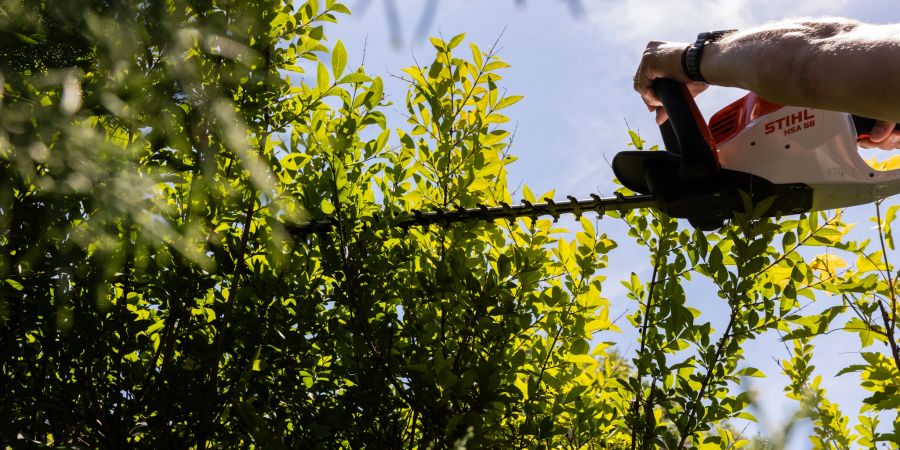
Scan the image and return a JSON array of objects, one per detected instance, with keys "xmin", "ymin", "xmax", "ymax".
[{"xmin": 682, "ymin": 30, "xmax": 737, "ymax": 83}]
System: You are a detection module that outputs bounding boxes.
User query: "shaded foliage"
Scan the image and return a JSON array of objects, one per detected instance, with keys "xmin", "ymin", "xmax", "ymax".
[{"xmin": 1, "ymin": 1, "xmax": 899, "ymax": 449}]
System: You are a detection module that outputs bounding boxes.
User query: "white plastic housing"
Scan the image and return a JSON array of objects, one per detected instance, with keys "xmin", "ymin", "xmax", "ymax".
[{"xmin": 715, "ymin": 106, "xmax": 900, "ymax": 211}]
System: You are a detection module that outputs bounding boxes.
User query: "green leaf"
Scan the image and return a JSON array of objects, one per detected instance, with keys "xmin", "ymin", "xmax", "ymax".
[
  {"xmin": 483, "ymin": 113, "xmax": 508, "ymax": 124},
  {"xmin": 234, "ymin": 401, "xmax": 288, "ymax": 450},
  {"xmin": 365, "ymin": 77, "xmax": 383, "ymax": 108},
  {"xmin": 338, "ymin": 72, "xmax": 372, "ymax": 84},
  {"xmin": 709, "ymin": 245, "xmax": 723, "ymax": 269},
  {"xmin": 736, "ymin": 367, "xmax": 765, "ymax": 378},
  {"xmin": 332, "ymin": 40, "xmax": 347, "ymax": 79},
  {"xmin": 885, "ymin": 204, "xmax": 900, "ymax": 249},
  {"xmin": 400, "ymin": 66, "xmax": 429, "ymax": 88},
  {"xmin": 13, "ymin": 32, "xmax": 39, "ymax": 45},
  {"xmin": 570, "ymin": 339, "xmax": 590, "ymax": 355},
  {"xmin": 429, "ymin": 36, "xmax": 444, "ymax": 51},
  {"xmin": 782, "ymin": 231, "xmax": 797, "ymax": 250},
  {"xmin": 281, "ymin": 153, "xmax": 311, "ymax": 171},
  {"xmin": 846, "ymin": 317, "xmax": 876, "ymax": 347},
  {"xmin": 448, "ymin": 33, "xmax": 465, "ymax": 50},
  {"xmin": 5, "ymin": 279, "xmax": 23, "ymax": 290},
  {"xmin": 484, "ymin": 60, "xmax": 510, "ymax": 71},
  {"xmin": 835, "ymin": 364, "xmax": 867, "ymax": 377},
  {"xmin": 566, "ymin": 354, "xmax": 597, "ymax": 364},
  {"xmin": 495, "ymin": 95, "xmax": 524, "ymax": 110},
  {"xmin": 480, "ymin": 130, "xmax": 509, "ymax": 146},
  {"xmin": 752, "ymin": 196, "xmax": 776, "ymax": 218},
  {"xmin": 320, "ymin": 198, "xmax": 335, "ymax": 215},
  {"xmin": 331, "ymin": 3, "xmax": 351, "ymax": 14},
  {"xmin": 628, "ymin": 130, "xmax": 643, "ymax": 150},
  {"xmin": 437, "ymin": 368, "xmax": 457, "ymax": 389},
  {"xmin": 470, "ymin": 43, "xmax": 483, "ymax": 68},
  {"xmin": 522, "ymin": 184, "xmax": 535, "ymax": 203},
  {"xmin": 317, "ymin": 61, "xmax": 330, "ymax": 88}
]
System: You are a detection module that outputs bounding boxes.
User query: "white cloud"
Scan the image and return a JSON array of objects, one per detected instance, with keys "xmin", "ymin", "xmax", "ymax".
[{"xmin": 585, "ymin": 0, "xmax": 852, "ymax": 45}]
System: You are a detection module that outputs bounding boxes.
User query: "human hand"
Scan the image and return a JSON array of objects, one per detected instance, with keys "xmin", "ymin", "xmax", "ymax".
[
  {"xmin": 859, "ymin": 121, "xmax": 900, "ymax": 150},
  {"xmin": 633, "ymin": 41, "xmax": 709, "ymax": 124}
]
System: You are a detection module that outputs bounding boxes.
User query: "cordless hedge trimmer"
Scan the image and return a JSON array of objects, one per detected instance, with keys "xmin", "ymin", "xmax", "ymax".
[{"xmin": 290, "ymin": 79, "xmax": 898, "ymax": 234}]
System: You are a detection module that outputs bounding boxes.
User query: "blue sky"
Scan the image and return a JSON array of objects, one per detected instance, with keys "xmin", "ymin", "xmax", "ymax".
[{"xmin": 325, "ymin": 0, "xmax": 900, "ymax": 446}]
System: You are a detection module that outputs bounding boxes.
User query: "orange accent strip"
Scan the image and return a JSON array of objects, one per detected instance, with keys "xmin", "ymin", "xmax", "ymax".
[{"xmin": 708, "ymin": 92, "xmax": 785, "ymax": 145}]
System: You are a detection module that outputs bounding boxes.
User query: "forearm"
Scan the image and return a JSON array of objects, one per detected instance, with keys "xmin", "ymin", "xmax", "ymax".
[{"xmin": 702, "ymin": 18, "xmax": 900, "ymax": 121}]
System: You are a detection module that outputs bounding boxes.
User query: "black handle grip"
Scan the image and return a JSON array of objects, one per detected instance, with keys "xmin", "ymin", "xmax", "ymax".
[{"xmin": 653, "ymin": 78, "xmax": 718, "ymax": 179}]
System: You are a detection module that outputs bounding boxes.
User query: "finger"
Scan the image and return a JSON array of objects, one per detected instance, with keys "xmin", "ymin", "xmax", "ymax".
[
  {"xmin": 642, "ymin": 89, "xmax": 661, "ymax": 109},
  {"xmin": 634, "ymin": 46, "xmax": 664, "ymax": 108},
  {"xmin": 869, "ymin": 121, "xmax": 895, "ymax": 143},
  {"xmin": 859, "ymin": 139, "xmax": 875, "ymax": 149},
  {"xmin": 655, "ymin": 107, "xmax": 668, "ymax": 125},
  {"xmin": 632, "ymin": 55, "xmax": 648, "ymax": 94},
  {"xmin": 882, "ymin": 135, "xmax": 900, "ymax": 150},
  {"xmin": 640, "ymin": 75, "xmax": 662, "ymax": 108},
  {"xmin": 634, "ymin": 68, "xmax": 661, "ymax": 108},
  {"xmin": 875, "ymin": 135, "xmax": 900, "ymax": 150}
]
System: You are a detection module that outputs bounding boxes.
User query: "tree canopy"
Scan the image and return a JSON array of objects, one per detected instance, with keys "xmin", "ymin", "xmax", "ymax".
[{"xmin": 2, "ymin": 1, "xmax": 900, "ymax": 448}]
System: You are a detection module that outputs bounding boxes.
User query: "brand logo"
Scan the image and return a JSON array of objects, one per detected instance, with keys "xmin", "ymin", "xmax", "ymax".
[{"xmin": 764, "ymin": 110, "xmax": 815, "ymax": 136}]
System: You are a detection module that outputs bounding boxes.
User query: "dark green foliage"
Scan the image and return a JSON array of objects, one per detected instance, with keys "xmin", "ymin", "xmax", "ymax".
[{"xmin": 2, "ymin": 1, "xmax": 899, "ymax": 449}]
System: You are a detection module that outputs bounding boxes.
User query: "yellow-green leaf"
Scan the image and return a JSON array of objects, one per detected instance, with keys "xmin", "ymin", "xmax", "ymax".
[
  {"xmin": 320, "ymin": 198, "xmax": 335, "ymax": 215},
  {"xmin": 332, "ymin": 40, "xmax": 347, "ymax": 79},
  {"xmin": 317, "ymin": 61, "xmax": 330, "ymax": 89},
  {"xmin": 496, "ymin": 95, "xmax": 523, "ymax": 110},
  {"xmin": 448, "ymin": 33, "xmax": 465, "ymax": 49}
]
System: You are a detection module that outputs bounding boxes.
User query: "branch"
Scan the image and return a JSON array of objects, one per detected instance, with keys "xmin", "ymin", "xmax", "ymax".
[
  {"xmin": 677, "ymin": 311, "xmax": 737, "ymax": 449},
  {"xmin": 874, "ymin": 201, "xmax": 900, "ymax": 371},
  {"xmin": 630, "ymin": 238, "xmax": 666, "ymax": 450}
]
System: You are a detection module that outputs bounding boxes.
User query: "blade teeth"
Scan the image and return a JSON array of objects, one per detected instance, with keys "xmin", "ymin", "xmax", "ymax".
[
  {"xmin": 543, "ymin": 197, "xmax": 560, "ymax": 222},
  {"xmin": 287, "ymin": 193, "xmax": 657, "ymax": 236}
]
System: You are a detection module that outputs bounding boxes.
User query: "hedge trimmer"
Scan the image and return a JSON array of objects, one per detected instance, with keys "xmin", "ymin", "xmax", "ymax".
[{"xmin": 290, "ymin": 79, "xmax": 899, "ymax": 234}]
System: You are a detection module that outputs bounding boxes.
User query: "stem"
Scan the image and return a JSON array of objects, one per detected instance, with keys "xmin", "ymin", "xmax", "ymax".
[
  {"xmin": 630, "ymin": 243, "xmax": 665, "ymax": 450},
  {"xmin": 875, "ymin": 201, "xmax": 900, "ymax": 370},
  {"xmin": 677, "ymin": 309, "xmax": 737, "ymax": 449},
  {"xmin": 195, "ymin": 193, "xmax": 257, "ymax": 447}
]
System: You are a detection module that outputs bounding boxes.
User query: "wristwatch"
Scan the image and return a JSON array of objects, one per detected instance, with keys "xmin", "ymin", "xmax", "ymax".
[{"xmin": 682, "ymin": 30, "xmax": 737, "ymax": 83}]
